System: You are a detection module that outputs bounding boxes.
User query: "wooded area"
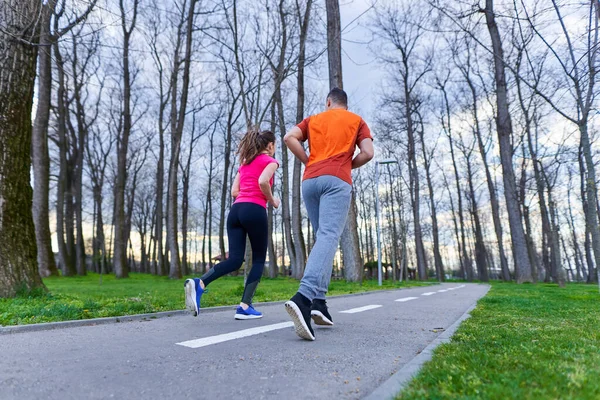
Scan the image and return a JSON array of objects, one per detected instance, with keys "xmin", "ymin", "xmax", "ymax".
[{"xmin": 1, "ymin": 0, "xmax": 599, "ymax": 297}]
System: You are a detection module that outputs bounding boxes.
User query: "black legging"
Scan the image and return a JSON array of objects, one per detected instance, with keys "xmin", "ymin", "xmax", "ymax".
[{"xmin": 200, "ymin": 202, "xmax": 268, "ymax": 305}]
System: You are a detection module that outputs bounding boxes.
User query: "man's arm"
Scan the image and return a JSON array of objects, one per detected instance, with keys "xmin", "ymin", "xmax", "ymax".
[
  {"xmin": 284, "ymin": 126, "xmax": 309, "ymax": 165},
  {"xmin": 352, "ymin": 138, "xmax": 374, "ymax": 169}
]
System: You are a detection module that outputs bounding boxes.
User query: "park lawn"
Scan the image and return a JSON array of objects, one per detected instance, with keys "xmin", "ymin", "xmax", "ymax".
[
  {"xmin": 0, "ymin": 273, "xmax": 427, "ymax": 326},
  {"xmin": 397, "ymin": 282, "xmax": 600, "ymax": 400}
]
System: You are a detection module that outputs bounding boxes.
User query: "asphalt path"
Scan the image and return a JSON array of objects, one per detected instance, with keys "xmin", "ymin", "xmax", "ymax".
[{"xmin": 0, "ymin": 283, "xmax": 489, "ymax": 400}]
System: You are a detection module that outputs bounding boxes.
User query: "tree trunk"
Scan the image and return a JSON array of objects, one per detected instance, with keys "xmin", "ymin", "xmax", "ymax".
[
  {"xmin": 291, "ymin": 0, "xmax": 312, "ymax": 280},
  {"xmin": 579, "ymin": 123, "xmax": 600, "ymax": 284},
  {"xmin": 274, "ymin": 84, "xmax": 297, "ymax": 276},
  {"xmin": 514, "ymin": 64, "xmax": 552, "ymax": 281},
  {"xmin": 484, "ymin": 0, "xmax": 533, "ymax": 282},
  {"xmin": 53, "ymin": 42, "xmax": 75, "ymax": 276},
  {"xmin": 167, "ymin": 0, "xmax": 196, "ymax": 280},
  {"xmin": 219, "ymin": 110, "xmax": 234, "ymax": 261},
  {"xmin": 267, "ymin": 204, "xmax": 278, "ymax": 278},
  {"xmin": 0, "ymin": 0, "xmax": 46, "ymax": 296},
  {"xmin": 268, "ymin": 104, "xmax": 279, "ymax": 278},
  {"xmin": 155, "ymin": 111, "xmax": 165, "ymax": 276},
  {"xmin": 32, "ymin": 2, "xmax": 59, "ymax": 277},
  {"xmin": 167, "ymin": 67, "xmax": 182, "ymax": 279},
  {"xmin": 440, "ymin": 84, "xmax": 472, "ymax": 280},
  {"xmin": 441, "ymin": 170, "xmax": 463, "ymax": 278},
  {"xmin": 114, "ymin": 0, "xmax": 139, "ymax": 279},
  {"xmin": 325, "ymin": 0, "xmax": 343, "ymax": 89},
  {"xmin": 326, "ymin": 0, "xmax": 363, "ymax": 282},
  {"xmin": 181, "ymin": 157, "xmax": 192, "ymax": 277},
  {"xmin": 94, "ymin": 188, "xmax": 106, "ymax": 273},
  {"xmin": 548, "ymin": 193, "xmax": 565, "ymax": 287},
  {"xmin": 404, "ymin": 87, "xmax": 427, "ymax": 280},
  {"xmin": 465, "ymin": 151, "xmax": 489, "ymax": 282},
  {"xmin": 467, "ymin": 76, "xmax": 510, "ymax": 281},
  {"xmin": 75, "ymin": 154, "xmax": 86, "ymax": 276},
  {"xmin": 418, "ymin": 122, "xmax": 444, "ymax": 281},
  {"xmin": 73, "ymin": 75, "xmax": 87, "ymax": 276},
  {"xmin": 567, "ymin": 176, "xmax": 585, "ymax": 281}
]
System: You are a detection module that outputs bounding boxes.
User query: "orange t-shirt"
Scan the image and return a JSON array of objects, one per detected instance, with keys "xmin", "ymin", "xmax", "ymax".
[{"xmin": 297, "ymin": 109, "xmax": 372, "ymax": 185}]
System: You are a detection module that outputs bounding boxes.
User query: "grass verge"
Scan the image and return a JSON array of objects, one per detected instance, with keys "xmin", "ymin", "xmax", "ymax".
[
  {"xmin": 0, "ymin": 273, "xmax": 427, "ymax": 326},
  {"xmin": 397, "ymin": 283, "xmax": 600, "ymax": 400}
]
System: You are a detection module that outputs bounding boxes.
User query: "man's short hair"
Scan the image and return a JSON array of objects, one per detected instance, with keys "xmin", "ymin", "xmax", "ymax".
[{"xmin": 327, "ymin": 87, "xmax": 347, "ymax": 107}]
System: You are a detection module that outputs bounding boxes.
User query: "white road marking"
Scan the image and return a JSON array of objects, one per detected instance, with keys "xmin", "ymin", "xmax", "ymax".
[
  {"xmin": 421, "ymin": 292, "xmax": 436, "ymax": 296},
  {"xmin": 176, "ymin": 322, "xmax": 293, "ymax": 348},
  {"xmin": 395, "ymin": 297, "xmax": 418, "ymax": 302},
  {"xmin": 339, "ymin": 305, "xmax": 382, "ymax": 314},
  {"xmin": 437, "ymin": 289, "xmax": 448, "ymax": 293}
]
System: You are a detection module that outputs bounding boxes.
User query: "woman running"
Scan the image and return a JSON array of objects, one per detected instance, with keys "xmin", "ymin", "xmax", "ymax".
[{"xmin": 184, "ymin": 129, "xmax": 279, "ymax": 320}]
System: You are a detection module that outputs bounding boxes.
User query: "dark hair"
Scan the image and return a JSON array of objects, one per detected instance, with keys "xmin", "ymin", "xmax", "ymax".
[
  {"xmin": 238, "ymin": 129, "xmax": 276, "ymax": 164},
  {"xmin": 327, "ymin": 87, "xmax": 348, "ymax": 107}
]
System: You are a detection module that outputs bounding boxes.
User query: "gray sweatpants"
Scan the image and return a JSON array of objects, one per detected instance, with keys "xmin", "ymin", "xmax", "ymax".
[{"xmin": 299, "ymin": 175, "xmax": 352, "ymax": 301}]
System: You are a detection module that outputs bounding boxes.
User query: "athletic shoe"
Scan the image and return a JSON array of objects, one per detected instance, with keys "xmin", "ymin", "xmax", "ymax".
[
  {"xmin": 284, "ymin": 292, "xmax": 315, "ymax": 341},
  {"xmin": 234, "ymin": 305, "xmax": 263, "ymax": 320},
  {"xmin": 184, "ymin": 278, "xmax": 205, "ymax": 317},
  {"xmin": 311, "ymin": 299, "xmax": 334, "ymax": 326}
]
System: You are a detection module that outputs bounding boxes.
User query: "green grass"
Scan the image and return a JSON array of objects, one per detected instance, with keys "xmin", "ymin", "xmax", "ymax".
[
  {"xmin": 0, "ymin": 273, "xmax": 427, "ymax": 326},
  {"xmin": 397, "ymin": 283, "xmax": 600, "ymax": 400}
]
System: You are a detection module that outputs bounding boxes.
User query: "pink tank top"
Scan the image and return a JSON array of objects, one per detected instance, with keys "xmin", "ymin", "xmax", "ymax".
[{"xmin": 234, "ymin": 154, "xmax": 279, "ymax": 208}]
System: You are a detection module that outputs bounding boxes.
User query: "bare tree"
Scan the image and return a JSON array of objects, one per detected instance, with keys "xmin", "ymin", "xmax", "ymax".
[
  {"xmin": 132, "ymin": 180, "xmax": 155, "ymax": 273},
  {"xmin": 515, "ymin": 0, "xmax": 600, "ymax": 284},
  {"xmin": 32, "ymin": 0, "xmax": 97, "ymax": 278},
  {"xmin": 459, "ymin": 134, "xmax": 489, "ymax": 282},
  {"xmin": 86, "ymin": 121, "xmax": 113, "ymax": 275},
  {"xmin": 270, "ymin": 0, "xmax": 298, "ymax": 277},
  {"xmin": 452, "ymin": 38, "xmax": 510, "ymax": 281},
  {"xmin": 32, "ymin": 1, "xmax": 59, "ymax": 278},
  {"xmin": 52, "ymin": 29, "xmax": 76, "ymax": 276},
  {"xmin": 113, "ymin": 0, "xmax": 140, "ymax": 279},
  {"xmin": 483, "ymin": 0, "xmax": 533, "ymax": 282},
  {"xmin": 326, "ymin": 0, "xmax": 363, "ymax": 281},
  {"xmin": 416, "ymin": 112, "xmax": 445, "ymax": 281},
  {"xmin": 68, "ymin": 26, "xmax": 103, "ymax": 276},
  {"xmin": 291, "ymin": 0, "xmax": 313, "ymax": 279},
  {"xmin": 373, "ymin": 4, "xmax": 434, "ymax": 280},
  {"xmin": 165, "ymin": 0, "xmax": 198, "ymax": 279},
  {"xmin": 146, "ymin": 1, "xmax": 172, "ymax": 276},
  {"xmin": 566, "ymin": 168, "xmax": 586, "ymax": 281},
  {"xmin": 437, "ymin": 77, "xmax": 472, "ymax": 280},
  {"xmin": 180, "ymin": 108, "xmax": 214, "ymax": 275}
]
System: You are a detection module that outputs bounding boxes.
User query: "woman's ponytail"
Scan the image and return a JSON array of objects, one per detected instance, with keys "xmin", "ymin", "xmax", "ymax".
[{"xmin": 237, "ymin": 129, "xmax": 276, "ymax": 164}]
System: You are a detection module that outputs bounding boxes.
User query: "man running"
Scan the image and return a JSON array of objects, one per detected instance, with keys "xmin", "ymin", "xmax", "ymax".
[{"xmin": 283, "ymin": 87, "xmax": 374, "ymax": 341}]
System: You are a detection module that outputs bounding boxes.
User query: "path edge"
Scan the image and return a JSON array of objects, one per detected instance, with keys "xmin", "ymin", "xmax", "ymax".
[{"xmin": 363, "ymin": 284, "xmax": 491, "ymax": 400}]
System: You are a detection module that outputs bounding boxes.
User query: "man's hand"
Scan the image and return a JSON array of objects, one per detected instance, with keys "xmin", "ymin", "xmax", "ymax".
[
  {"xmin": 284, "ymin": 126, "xmax": 309, "ymax": 165},
  {"xmin": 352, "ymin": 138, "xmax": 374, "ymax": 169}
]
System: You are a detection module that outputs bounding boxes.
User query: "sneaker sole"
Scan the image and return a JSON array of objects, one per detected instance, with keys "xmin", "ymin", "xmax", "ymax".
[
  {"xmin": 311, "ymin": 310, "xmax": 334, "ymax": 326},
  {"xmin": 184, "ymin": 279, "xmax": 199, "ymax": 317},
  {"xmin": 284, "ymin": 301, "xmax": 315, "ymax": 341},
  {"xmin": 234, "ymin": 313, "xmax": 263, "ymax": 320}
]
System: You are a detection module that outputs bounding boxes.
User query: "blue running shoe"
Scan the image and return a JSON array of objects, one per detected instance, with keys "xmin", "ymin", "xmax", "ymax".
[
  {"xmin": 234, "ymin": 305, "xmax": 263, "ymax": 320},
  {"xmin": 184, "ymin": 278, "xmax": 205, "ymax": 317}
]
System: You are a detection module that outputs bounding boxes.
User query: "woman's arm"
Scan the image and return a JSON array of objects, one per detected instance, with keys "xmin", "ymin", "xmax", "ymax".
[
  {"xmin": 231, "ymin": 173, "xmax": 240, "ymax": 198},
  {"xmin": 258, "ymin": 162, "xmax": 280, "ymax": 208}
]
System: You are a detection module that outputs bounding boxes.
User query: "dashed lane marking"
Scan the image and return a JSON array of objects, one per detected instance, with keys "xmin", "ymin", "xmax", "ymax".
[
  {"xmin": 339, "ymin": 305, "xmax": 383, "ymax": 314},
  {"xmin": 176, "ymin": 322, "xmax": 294, "ymax": 348}
]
